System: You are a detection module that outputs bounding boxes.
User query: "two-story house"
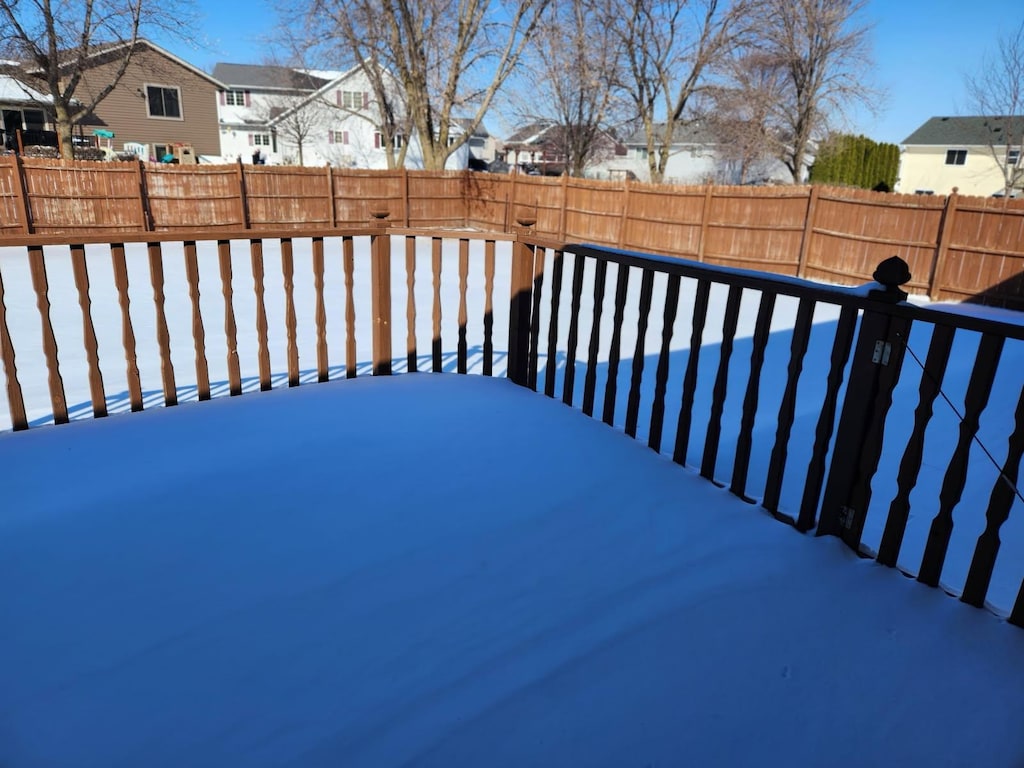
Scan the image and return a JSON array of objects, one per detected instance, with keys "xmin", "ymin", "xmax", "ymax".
[
  {"xmin": 0, "ymin": 73, "xmax": 55, "ymax": 151},
  {"xmin": 6, "ymin": 40, "xmax": 224, "ymax": 161},
  {"xmin": 898, "ymin": 116, "xmax": 1024, "ymax": 197},
  {"xmin": 211, "ymin": 63, "xmax": 335, "ymax": 163}
]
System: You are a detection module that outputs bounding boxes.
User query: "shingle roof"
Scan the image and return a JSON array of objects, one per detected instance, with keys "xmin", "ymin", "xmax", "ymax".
[
  {"xmin": 623, "ymin": 122, "xmax": 717, "ymax": 146},
  {"xmin": 902, "ymin": 116, "xmax": 1024, "ymax": 146},
  {"xmin": 211, "ymin": 63, "xmax": 329, "ymax": 91}
]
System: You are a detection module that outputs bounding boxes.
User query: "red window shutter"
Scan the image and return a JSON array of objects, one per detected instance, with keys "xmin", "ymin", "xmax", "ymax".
[
  {"xmin": 219, "ymin": 91, "xmax": 225, "ymax": 105},
  {"xmin": 337, "ymin": 90, "xmax": 342, "ymax": 106},
  {"xmin": 328, "ymin": 131, "xmax": 334, "ymax": 144},
  {"xmin": 244, "ymin": 91, "xmax": 251, "ymax": 107},
  {"xmin": 343, "ymin": 131, "xmax": 349, "ymax": 144},
  {"xmin": 248, "ymin": 133, "xmax": 254, "ymax": 146},
  {"xmin": 374, "ymin": 132, "xmax": 381, "ymax": 149},
  {"xmin": 363, "ymin": 92, "xmax": 369, "ymax": 109}
]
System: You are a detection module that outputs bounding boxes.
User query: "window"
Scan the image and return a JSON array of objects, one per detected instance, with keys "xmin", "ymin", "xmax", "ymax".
[
  {"xmin": 338, "ymin": 90, "xmax": 366, "ymax": 110},
  {"xmin": 945, "ymin": 149, "xmax": 967, "ymax": 165},
  {"xmin": 225, "ymin": 90, "xmax": 246, "ymax": 106},
  {"xmin": 1008, "ymin": 148, "xmax": 1021, "ymax": 166},
  {"xmin": 147, "ymin": 85, "xmax": 181, "ymax": 119},
  {"xmin": 251, "ymin": 134, "xmax": 271, "ymax": 146},
  {"xmin": 392, "ymin": 134, "xmax": 404, "ymax": 149},
  {"xmin": 329, "ymin": 130, "xmax": 349, "ymax": 145}
]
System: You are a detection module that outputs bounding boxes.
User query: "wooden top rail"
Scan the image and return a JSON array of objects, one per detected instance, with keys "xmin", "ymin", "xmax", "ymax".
[{"xmin": 566, "ymin": 244, "xmax": 1024, "ymax": 341}]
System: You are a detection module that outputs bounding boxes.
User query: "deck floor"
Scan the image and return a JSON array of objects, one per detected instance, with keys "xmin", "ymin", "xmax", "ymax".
[{"xmin": 1, "ymin": 373, "xmax": 1022, "ymax": 766}]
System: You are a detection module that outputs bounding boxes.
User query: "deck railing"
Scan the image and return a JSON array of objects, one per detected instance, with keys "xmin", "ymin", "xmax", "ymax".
[{"xmin": 0, "ymin": 220, "xmax": 1021, "ymax": 628}]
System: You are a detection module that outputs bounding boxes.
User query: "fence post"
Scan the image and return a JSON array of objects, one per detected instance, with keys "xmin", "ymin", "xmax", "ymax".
[
  {"xmin": 402, "ymin": 167, "xmax": 410, "ymax": 227},
  {"xmin": 617, "ymin": 177, "xmax": 631, "ymax": 248},
  {"xmin": 508, "ymin": 213, "xmax": 537, "ymax": 387},
  {"xmin": 816, "ymin": 256, "xmax": 914, "ymax": 548},
  {"xmin": 135, "ymin": 160, "xmax": 152, "ymax": 231},
  {"xmin": 929, "ymin": 190, "xmax": 959, "ymax": 301},
  {"xmin": 369, "ymin": 209, "xmax": 392, "ymax": 375},
  {"xmin": 796, "ymin": 185, "xmax": 820, "ymax": 278},
  {"xmin": 236, "ymin": 159, "xmax": 249, "ymax": 229},
  {"xmin": 696, "ymin": 185, "xmax": 713, "ymax": 262},
  {"xmin": 326, "ymin": 165, "xmax": 336, "ymax": 228},
  {"xmin": 11, "ymin": 154, "xmax": 32, "ymax": 234},
  {"xmin": 558, "ymin": 173, "xmax": 569, "ymax": 240}
]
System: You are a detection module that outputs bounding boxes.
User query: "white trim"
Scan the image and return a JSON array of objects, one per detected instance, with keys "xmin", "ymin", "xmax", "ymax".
[{"xmin": 144, "ymin": 82, "xmax": 184, "ymax": 120}]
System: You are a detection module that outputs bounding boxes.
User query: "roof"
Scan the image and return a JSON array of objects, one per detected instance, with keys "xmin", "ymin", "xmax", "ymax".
[
  {"xmin": 0, "ymin": 73, "xmax": 52, "ymax": 103},
  {"xmin": 23, "ymin": 39, "xmax": 226, "ymax": 90},
  {"xmin": 211, "ymin": 63, "xmax": 330, "ymax": 92},
  {"xmin": 623, "ymin": 121, "xmax": 718, "ymax": 146},
  {"xmin": 504, "ymin": 122, "xmax": 556, "ymax": 146},
  {"xmin": 902, "ymin": 115, "xmax": 1024, "ymax": 146}
]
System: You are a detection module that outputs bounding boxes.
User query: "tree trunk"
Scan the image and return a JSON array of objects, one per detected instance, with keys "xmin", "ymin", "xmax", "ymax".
[{"xmin": 54, "ymin": 102, "xmax": 75, "ymax": 160}]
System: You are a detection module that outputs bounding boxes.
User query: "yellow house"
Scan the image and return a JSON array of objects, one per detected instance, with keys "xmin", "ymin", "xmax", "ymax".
[{"xmin": 896, "ymin": 116, "xmax": 1023, "ymax": 197}]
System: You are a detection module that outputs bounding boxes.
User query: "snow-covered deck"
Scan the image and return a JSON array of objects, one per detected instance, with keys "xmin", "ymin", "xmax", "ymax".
[{"xmin": 2, "ymin": 373, "xmax": 1022, "ymax": 766}]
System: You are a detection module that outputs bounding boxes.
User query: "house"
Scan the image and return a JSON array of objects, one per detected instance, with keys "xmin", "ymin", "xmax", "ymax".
[
  {"xmin": 211, "ymin": 63, "xmax": 335, "ymax": 164},
  {"xmin": 502, "ymin": 122, "xmax": 625, "ymax": 177},
  {"xmin": 897, "ymin": 116, "xmax": 1024, "ymax": 197},
  {"xmin": 31, "ymin": 39, "xmax": 225, "ymax": 161},
  {"xmin": 0, "ymin": 73, "xmax": 55, "ymax": 151},
  {"xmin": 267, "ymin": 65, "xmax": 472, "ymax": 171},
  {"xmin": 616, "ymin": 122, "xmax": 793, "ymax": 185}
]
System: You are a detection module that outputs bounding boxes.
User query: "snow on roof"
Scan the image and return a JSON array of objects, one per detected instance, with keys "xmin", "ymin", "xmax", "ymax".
[{"xmin": 0, "ymin": 74, "xmax": 51, "ymax": 103}]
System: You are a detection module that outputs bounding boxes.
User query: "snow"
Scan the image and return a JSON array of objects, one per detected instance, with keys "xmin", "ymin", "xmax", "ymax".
[
  {"xmin": 1, "ymin": 235, "xmax": 1022, "ymax": 611},
  {"xmin": 1, "ymin": 372, "xmax": 1023, "ymax": 767}
]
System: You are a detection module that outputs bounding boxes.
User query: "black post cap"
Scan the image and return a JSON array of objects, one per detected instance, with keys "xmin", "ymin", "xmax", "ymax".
[{"xmin": 869, "ymin": 256, "xmax": 911, "ymax": 303}]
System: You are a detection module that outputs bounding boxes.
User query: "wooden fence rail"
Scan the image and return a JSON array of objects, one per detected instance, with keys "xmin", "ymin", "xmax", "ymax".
[{"xmin": 2, "ymin": 156, "xmax": 1023, "ymax": 307}]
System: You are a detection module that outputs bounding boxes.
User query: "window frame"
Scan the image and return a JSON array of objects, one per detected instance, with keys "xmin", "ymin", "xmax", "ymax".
[
  {"xmin": 944, "ymin": 148, "xmax": 967, "ymax": 166},
  {"xmin": 145, "ymin": 84, "xmax": 183, "ymax": 120},
  {"xmin": 1008, "ymin": 148, "xmax": 1021, "ymax": 166},
  {"xmin": 225, "ymin": 90, "xmax": 246, "ymax": 107}
]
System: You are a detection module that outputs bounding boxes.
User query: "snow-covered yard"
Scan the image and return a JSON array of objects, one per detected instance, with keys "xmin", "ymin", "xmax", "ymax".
[
  {"xmin": 1, "ymin": 234, "xmax": 1023, "ymax": 765},
  {"xmin": 1, "ymin": 373, "xmax": 1023, "ymax": 767}
]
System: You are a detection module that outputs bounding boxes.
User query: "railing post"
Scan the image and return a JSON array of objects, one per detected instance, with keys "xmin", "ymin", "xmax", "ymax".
[
  {"xmin": 817, "ymin": 257, "xmax": 914, "ymax": 548},
  {"xmin": 369, "ymin": 209, "xmax": 392, "ymax": 375},
  {"xmin": 508, "ymin": 211, "xmax": 537, "ymax": 386}
]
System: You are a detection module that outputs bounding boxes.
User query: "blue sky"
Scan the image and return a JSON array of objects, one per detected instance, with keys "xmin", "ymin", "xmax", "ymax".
[{"xmin": 163, "ymin": 0, "xmax": 1017, "ymax": 146}]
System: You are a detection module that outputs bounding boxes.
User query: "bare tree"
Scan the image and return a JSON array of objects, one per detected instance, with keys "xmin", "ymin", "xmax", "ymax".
[
  {"xmin": 513, "ymin": 0, "xmax": 628, "ymax": 177},
  {"xmin": 965, "ymin": 19, "xmax": 1024, "ymax": 197},
  {"xmin": 611, "ymin": 0, "xmax": 746, "ymax": 184},
  {"xmin": 704, "ymin": 51, "xmax": 788, "ymax": 183},
  {"xmin": 297, "ymin": 0, "xmax": 551, "ymax": 171},
  {"xmin": 748, "ymin": 0, "xmax": 876, "ymax": 183},
  {"xmin": 0, "ymin": 0, "xmax": 195, "ymax": 159}
]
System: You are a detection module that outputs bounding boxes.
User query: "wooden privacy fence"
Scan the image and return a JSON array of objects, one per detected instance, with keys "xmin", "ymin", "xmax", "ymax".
[
  {"xmin": 0, "ymin": 221, "xmax": 1022, "ymax": 629},
  {"xmin": 2, "ymin": 156, "xmax": 1024, "ymax": 307}
]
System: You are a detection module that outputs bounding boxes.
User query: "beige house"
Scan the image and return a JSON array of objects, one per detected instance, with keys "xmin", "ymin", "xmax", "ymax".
[
  {"xmin": 15, "ymin": 39, "xmax": 225, "ymax": 161},
  {"xmin": 897, "ymin": 116, "xmax": 1023, "ymax": 197}
]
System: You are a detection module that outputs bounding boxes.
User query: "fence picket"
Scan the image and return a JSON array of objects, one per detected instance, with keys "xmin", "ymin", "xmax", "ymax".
[
  {"xmin": 647, "ymin": 273, "xmax": 680, "ymax": 453},
  {"xmin": 69, "ymin": 243, "xmax": 107, "ymax": 418},
  {"xmin": 701, "ymin": 285, "xmax": 742, "ymax": 481},
  {"xmin": 877, "ymin": 324, "xmax": 955, "ymax": 566},
  {"xmin": 673, "ymin": 279, "xmax": 711, "ymax": 466},
  {"xmin": 0, "ymin": 262, "xmax": 27, "ymax": 429},
  {"xmin": 624, "ymin": 268, "xmax": 655, "ymax": 438},
  {"xmin": 602, "ymin": 264, "xmax": 631, "ymax": 426},
  {"xmin": 582, "ymin": 258, "xmax": 608, "ymax": 416},
  {"xmin": 730, "ymin": 290, "xmax": 776, "ymax": 498},
  {"xmin": 919, "ymin": 333, "xmax": 1005, "ymax": 587},
  {"xmin": 762, "ymin": 298, "xmax": 814, "ymax": 515},
  {"xmin": 110, "ymin": 243, "xmax": 144, "ymax": 410},
  {"xmin": 248, "ymin": 239, "xmax": 271, "ymax": 392},
  {"xmin": 147, "ymin": 242, "xmax": 177, "ymax": 407},
  {"xmin": 561, "ymin": 253, "xmax": 586, "ymax": 406},
  {"xmin": 544, "ymin": 249, "xmax": 565, "ymax": 398},
  {"xmin": 483, "ymin": 239, "xmax": 495, "ymax": 376}
]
